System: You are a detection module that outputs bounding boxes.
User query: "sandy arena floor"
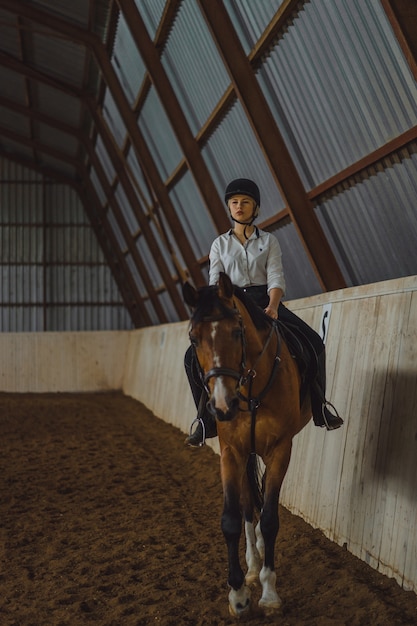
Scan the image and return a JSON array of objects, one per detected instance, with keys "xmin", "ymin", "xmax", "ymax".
[{"xmin": 0, "ymin": 392, "xmax": 416, "ymax": 625}]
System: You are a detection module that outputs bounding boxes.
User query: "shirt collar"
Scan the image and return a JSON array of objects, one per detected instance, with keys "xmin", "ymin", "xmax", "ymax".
[{"xmin": 228, "ymin": 226, "xmax": 260, "ymax": 239}]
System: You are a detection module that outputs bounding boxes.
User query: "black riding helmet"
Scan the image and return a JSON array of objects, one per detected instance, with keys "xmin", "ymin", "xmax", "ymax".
[
  {"xmin": 224, "ymin": 178, "xmax": 260, "ymax": 210},
  {"xmin": 225, "ymin": 179, "xmax": 260, "ymax": 238}
]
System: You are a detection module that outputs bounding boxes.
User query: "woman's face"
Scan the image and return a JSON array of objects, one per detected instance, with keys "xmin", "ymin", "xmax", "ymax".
[{"xmin": 228, "ymin": 194, "xmax": 256, "ymax": 223}]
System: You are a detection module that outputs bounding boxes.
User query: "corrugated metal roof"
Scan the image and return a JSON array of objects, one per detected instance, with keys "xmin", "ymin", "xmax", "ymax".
[
  {"xmin": 269, "ymin": 219, "xmax": 323, "ymax": 299},
  {"xmin": 90, "ymin": 167, "xmax": 107, "ymax": 206},
  {"xmin": 112, "ymin": 13, "xmax": 146, "ymax": 106},
  {"xmin": 95, "ymin": 135, "xmax": 116, "ymax": 184},
  {"xmin": 102, "ymin": 89, "xmax": 128, "ymax": 149},
  {"xmin": 0, "ymin": 165, "xmax": 130, "ymax": 331},
  {"xmin": 0, "ymin": 138, "xmax": 34, "ymax": 161},
  {"xmin": 134, "ymin": 0, "xmax": 166, "ymax": 40},
  {"xmin": 155, "ymin": 208, "xmax": 189, "ymax": 278},
  {"xmin": 37, "ymin": 123, "xmax": 79, "ymax": 156},
  {"xmin": 36, "ymin": 82, "xmax": 82, "ymax": 127},
  {"xmin": 256, "ymin": 0, "xmax": 417, "ymax": 189},
  {"xmin": 316, "ymin": 142, "xmax": 417, "ymax": 286},
  {"xmin": 38, "ymin": 153, "xmax": 77, "ymax": 179},
  {"xmin": 107, "ymin": 208, "xmax": 127, "ymax": 252},
  {"xmin": 114, "ymin": 182, "xmax": 140, "ymax": 234},
  {"xmin": 161, "ymin": 0, "xmax": 231, "ymax": 134},
  {"xmin": 31, "ymin": 30, "xmax": 87, "ymax": 89},
  {"xmin": 0, "ymin": 7, "xmax": 21, "ymax": 56},
  {"xmin": 1, "ymin": 0, "xmax": 417, "ymax": 331},
  {"xmin": 31, "ymin": 0, "xmax": 90, "ymax": 27},
  {"xmin": 0, "ymin": 107, "xmax": 31, "ymax": 136},
  {"xmin": 136, "ymin": 234, "xmax": 163, "ymax": 289},
  {"xmin": 0, "ymin": 0, "xmax": 107, "ymax": 185},
  {"xmin": 0, "ymin": 158, "xmax": 42, "ymax": 183},
  {"xmin": 148, "ymin": 218, "xmax": 176, "ymax": 276},
  {"xmin": 138, "ymin": 86, "xmax": 183, "ymax": 179},
  {"xmin": 126, "ymin": 146, "xmax": 152, "ymax": 207},
  {"xmin": 224, "ymin": 0, "xmax": 286, "ymax": 54},
  {"xmin": 0, "ymin": 66, "xmax": 27, "ymax": 103},
  {"xmin": 201, "ymin": 100, "xmax": 286, "ymax": 221},
  {"xmin": 169, "ymin": 169, "xmax": 218, "ymax": 260}
]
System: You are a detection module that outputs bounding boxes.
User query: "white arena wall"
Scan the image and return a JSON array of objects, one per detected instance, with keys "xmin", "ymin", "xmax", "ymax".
[{"xmin": 1, "ymin": 276, "xmax": 416, "ymax": 593}]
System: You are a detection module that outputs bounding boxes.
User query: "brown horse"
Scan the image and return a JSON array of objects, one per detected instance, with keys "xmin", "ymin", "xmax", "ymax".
[{"xmin": 183, "ymin": 272, "xmax": 312, "ymax": 618}]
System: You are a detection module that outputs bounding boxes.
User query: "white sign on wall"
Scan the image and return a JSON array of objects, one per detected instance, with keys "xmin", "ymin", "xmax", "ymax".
[{"xmin": 319, "ymin": 303, "xmax": 333, "ymax": 344}]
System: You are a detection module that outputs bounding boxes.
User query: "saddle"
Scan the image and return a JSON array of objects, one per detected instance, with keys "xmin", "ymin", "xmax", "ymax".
[{"xmin": 276, "ymin": 320, "xmax": 319, "ymax": 406}]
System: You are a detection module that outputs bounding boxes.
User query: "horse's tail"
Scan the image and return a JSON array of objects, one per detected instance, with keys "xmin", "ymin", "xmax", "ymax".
[{"xmin": 246, "ymin": 453, "xmax": 264, "ymax": 512}]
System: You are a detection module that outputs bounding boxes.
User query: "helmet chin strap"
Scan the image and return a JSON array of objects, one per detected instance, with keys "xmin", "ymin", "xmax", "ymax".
[{"xmin": 231, "ymin": 213, "xmax": 257, "ymax": 239}]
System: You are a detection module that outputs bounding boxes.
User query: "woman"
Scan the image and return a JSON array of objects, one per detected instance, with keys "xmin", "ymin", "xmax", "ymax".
[{"xmin": 184, "ymin": 178, "xmax": 343, "ymax": 446}]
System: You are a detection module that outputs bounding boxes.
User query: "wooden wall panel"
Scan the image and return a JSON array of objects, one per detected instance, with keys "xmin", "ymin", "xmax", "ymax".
[
  {"xmin": 0, "ymin": 331, "xmax": 129, "ymax": 392},
  {"xmin": 280, "ymin": 277, "xmax": 417, "ymax": 592}
]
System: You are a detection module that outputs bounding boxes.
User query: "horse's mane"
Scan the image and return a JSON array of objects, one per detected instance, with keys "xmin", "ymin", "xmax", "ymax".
[
  {"xmin": 191, "ymin": 284, "xmax": 272, "ymax": 331},
  {"xmin": 191, "ymin": 285, "xmax": 235, "ymax": 323},
  {"xmin": 234, "ymin": 286, "xmax": 272, "ymax": 331}
]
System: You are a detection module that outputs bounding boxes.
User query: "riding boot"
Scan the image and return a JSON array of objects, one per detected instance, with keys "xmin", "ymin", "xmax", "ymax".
[
  {"xmin": 311, "ymin": 351, "xmax": 344, "ymax": 431},
  {"xmin": 184, "ymin": 390, "xmax": 218, "ymax": 447},
  {"xmin": 185, "ymin": 411, "xmax": 218, "ymax": 447}
]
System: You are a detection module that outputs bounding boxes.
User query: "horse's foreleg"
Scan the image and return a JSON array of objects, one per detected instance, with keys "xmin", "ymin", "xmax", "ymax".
[
  {"xmin": 258, "ymin": 445, "xmax": 292, "ymax": 613},
  {"xmin": 241, "ymin": 474, "xmax": 262, "ymax": 585},
  {"xmin": 244, "ymin": 520, "xmax": 262, "ymax": 585},
  {"xmin": 258, "ymin": 487, "xmax": 282, "ymax": 612},
  {"xmin": 220, "ymin": 452, "xmax": 251, "ymax": 617}
]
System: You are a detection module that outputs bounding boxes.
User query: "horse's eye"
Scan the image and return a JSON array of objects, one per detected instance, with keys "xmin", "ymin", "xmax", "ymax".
[{"xmin": 232, "ymin": 328, "xmax": 243, "ymax": 341}]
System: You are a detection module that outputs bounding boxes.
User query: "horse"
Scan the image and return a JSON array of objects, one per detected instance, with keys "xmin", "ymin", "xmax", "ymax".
[{"xmin": 183, "ymin": 272, "xmax": 312, "ymax": 618}]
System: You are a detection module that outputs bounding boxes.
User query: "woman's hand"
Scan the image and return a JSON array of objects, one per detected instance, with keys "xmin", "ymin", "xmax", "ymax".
[
  {"xmin": 264, "ymin": 305, "xmax": 278, "ymax": 319},
  {"xmin": 265, "ymin": 287, "xmax": 282, "ymax": 320}
]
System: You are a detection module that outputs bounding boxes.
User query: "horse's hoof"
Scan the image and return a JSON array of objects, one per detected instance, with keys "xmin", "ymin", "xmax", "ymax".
[
  {"xmin": 259, "ymin": 596, "xmax": 282, "ymax": 616},
  {"xmin": 228, "ymin": 585, "xmax": 251, "ymax": 618}
]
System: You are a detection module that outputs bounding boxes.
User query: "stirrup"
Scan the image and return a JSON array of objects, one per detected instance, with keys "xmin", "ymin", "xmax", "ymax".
[
  {"xmin": 186, "ymin": 417, "xmax": 206, "ymax": 447},
  {"xmin": 321, "ymin": 401, "xmax": 343, "ymax": 431}
]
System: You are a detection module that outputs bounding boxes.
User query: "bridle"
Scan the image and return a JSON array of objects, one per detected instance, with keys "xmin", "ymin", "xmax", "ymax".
[
  {"xmin": 190, "ymin": 301, "xmax": 282, "ymax": 451},
  {"xmin": 202, "ymin": 310, "xmax": 246, "ymax": 390}
]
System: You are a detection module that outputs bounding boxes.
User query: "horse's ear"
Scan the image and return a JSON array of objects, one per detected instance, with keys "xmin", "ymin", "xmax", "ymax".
[
  {"xmin": 218, "ymin": 272, "xmax": 234, "ymax": 300},
  {"xmin": 182, "ymin": 281, "xmax": 199, "ymax": 308}
]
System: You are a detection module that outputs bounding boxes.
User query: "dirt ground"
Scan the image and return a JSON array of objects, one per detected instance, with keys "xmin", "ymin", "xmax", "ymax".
[{"xmin": 0, "ymin": 392, "xmax": 416, "ymax": 626}]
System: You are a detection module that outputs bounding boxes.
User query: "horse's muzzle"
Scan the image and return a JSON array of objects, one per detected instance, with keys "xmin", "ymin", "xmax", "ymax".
[{"xmin": 208, "ymin": 395, "xmax": 240, "ymax": 422}]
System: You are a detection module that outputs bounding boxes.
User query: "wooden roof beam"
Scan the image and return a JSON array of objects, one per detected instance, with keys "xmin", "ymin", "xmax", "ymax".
[
  {"xmin": 198, "ymin": 0, "xmax": 346, "ymax": 292},
  {"xmin": 0, "ymin": 123, "xmax": 80, "ymax": 173},
  {"xmin": 86, "ymin": 99, "xmax": 189, "ymax": 320},
  {"xmin": 116, "ymin": 0, "xmax": 230, "ymax": 236},
  {"xmin": 0, "ymin": 147, "xmax": 77, "ymax": 187},
  {"xmin": 0, "ymin": 93, "xmax": 187, "ymax": 322},
  {"xmin": 78, "ymin": 181, "xmax": 151, "ymax": 328},
  {"xmin": 0, "ymin": 94, "xmax": 83, "ymax": 138},
  {"xmin": 0, "ymin": 148, "xmax": 148, "ymax": 327},
  {"xmin": 85, "ymin": 129, "xmax": 172, "ymax": 324},
  {"xmin": 1, "ymin": 0, "xmax": 206, "ymax": 289},
  {"xmin": 0, "ymin": 49, "xmax": 84, "ymax": 99}
]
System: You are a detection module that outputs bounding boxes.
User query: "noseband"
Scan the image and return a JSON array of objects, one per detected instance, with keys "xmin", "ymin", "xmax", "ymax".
[
  {"xmin": 191, "ymin": 304, "xmax": 280, "ymax": 401},
  {"xmin": 200, "ymin": 309, "xmax": 247, "ymax": 390},
  {"xmin": 190, "ymin": 300, "xmax": 282, "ymax": 454}
]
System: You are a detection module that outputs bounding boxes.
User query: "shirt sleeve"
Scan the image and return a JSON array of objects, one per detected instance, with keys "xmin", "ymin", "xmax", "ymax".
[
  {"xmin": 266, "ymin": 234, "xmax": 286, "ymax": 296},
  {"xmin": 208, "ymin": 237, "xmax": 225, "ymax": 285}
]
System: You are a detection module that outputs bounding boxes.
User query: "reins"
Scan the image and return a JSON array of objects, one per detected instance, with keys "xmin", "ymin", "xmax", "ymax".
[
  {"xmin": 239, "ymin": 321, "xmax": 282, "ymax": 454},
  {"xmin": 192, "ymin": 300, "xmax": 283, "ymax": 454}
]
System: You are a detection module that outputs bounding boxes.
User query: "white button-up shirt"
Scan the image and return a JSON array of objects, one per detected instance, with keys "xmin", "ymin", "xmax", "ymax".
[{"xmin": 209, "ymin": 228, "xmax": 286, "ymax": 295}]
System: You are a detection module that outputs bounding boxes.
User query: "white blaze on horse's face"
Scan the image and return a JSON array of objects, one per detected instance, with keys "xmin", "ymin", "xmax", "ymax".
[{"xmin": 210, "ymin": 321, "xmax": 230, "ymax": 413}]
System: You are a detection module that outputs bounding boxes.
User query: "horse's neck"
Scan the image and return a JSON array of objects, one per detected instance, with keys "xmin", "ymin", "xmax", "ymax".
[{"xmin": 243, "ymin": 317, "xmax": 277, "ymax": 365}]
